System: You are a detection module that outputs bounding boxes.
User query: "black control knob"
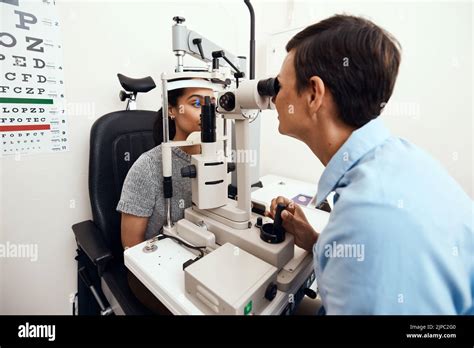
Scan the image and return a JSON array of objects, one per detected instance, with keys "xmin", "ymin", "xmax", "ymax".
[
  {"xmin": 212, "ymin": 50, "xmax": 225, "ymax": 58},
  {"xmin": 264, "ymin": 282, "xmax": 277, "ymax": 301},
  {"xmin": 219, "ymin": 92, "xmax": 236, "ymax": 112},
  {"xmin": 181, "ymin": 165, "xmax": 196, "ymax": 178},
  {"xmin": 173, "ymin": 16, "xmax": 185, "ymax": 24},
  {"xmin": 255, "ymin": 217, "xmax": 263, "ymax": 228},
  {"xmin": 234, "ymin": 71, "xmax": 245, "ymax": 79},
  {"xmin": 304, "ymin": 288, "xmax": 317, "ymax": 299},
  {"xmin": 227, "ymin": 162, "xmax": 236, "ymax": 173}
]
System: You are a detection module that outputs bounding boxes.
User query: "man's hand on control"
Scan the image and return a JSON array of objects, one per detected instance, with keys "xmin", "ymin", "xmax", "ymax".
[{"xmin": 265, "ymin": 196, "xmax": 319, "ymax": 252}]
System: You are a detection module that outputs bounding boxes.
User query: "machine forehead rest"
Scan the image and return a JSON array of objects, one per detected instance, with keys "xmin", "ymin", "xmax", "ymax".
[{"xmin": 167, "ymin": 79, "xmax": 222, "ymax": 91}]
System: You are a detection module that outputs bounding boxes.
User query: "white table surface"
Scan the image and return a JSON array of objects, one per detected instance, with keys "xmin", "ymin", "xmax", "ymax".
[{"xmin": 124, "ymin": 174, "xmax": 330, "ymax": 315}]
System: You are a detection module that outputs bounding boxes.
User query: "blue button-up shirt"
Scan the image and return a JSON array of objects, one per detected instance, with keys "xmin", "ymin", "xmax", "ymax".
[{"xmin": 313, "ymin": 117, "xmax": 473, "ymax": 314}]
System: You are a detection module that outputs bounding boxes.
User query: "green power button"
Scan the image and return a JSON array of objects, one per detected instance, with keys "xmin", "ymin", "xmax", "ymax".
[{"xmin": 244, "ymin": 300, "xmax": 253, "ymax": 315}]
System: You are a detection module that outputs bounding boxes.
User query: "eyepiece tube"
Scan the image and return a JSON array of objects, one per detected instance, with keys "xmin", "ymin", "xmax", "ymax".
[{"xmin": 257, "ymin": 77, "xmax": 280, "ymax": 97}]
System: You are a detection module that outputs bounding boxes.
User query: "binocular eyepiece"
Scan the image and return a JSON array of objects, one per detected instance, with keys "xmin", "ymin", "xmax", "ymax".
[
  {"xmin": 257, "ymin": 77, "xmax": 280, "ymax": 97},
  {"xmin": 217, "ymin": 76, "xmax": 280, "ymax": 113}
]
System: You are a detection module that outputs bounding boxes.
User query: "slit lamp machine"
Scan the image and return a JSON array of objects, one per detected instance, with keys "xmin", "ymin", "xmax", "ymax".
[{"xmin": 125, "ymin": 13, "xmax": 316, "ymax": 315}]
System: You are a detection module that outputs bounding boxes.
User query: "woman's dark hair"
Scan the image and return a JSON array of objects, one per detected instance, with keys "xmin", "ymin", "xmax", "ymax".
[
  {"xmin": 153, "ymin": 88, "xmax": 186, "ymax": 145},
  {"xmin": 286, "ymin": 14, "xmax": 401, "ymax": 128}
]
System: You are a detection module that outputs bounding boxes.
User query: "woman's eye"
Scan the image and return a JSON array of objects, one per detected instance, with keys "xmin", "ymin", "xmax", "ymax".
[{"xmin": 193, "ymin": 99, "xmax": 201, "ymax": 108}]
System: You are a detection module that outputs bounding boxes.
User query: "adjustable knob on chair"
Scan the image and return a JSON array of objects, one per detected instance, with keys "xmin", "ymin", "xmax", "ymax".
[{"xmin": 119, "ymin": 90, "xmax": 127, "ymax": 102}]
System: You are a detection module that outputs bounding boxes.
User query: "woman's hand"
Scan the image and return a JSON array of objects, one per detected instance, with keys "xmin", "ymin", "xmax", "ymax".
[{"xmin": 265, "ymin": 196, "xmax": 319, "ymax": 252}]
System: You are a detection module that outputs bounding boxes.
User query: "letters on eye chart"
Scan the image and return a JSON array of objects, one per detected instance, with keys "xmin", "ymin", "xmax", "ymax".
[{"xmin": 0, "ymin": 0, "xmax": 69, "ymax": 155}]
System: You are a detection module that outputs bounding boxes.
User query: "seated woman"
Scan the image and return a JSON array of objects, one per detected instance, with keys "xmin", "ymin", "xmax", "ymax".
[{"xmin": 116, "ymin": 84, "xmax": 214, "ymax": 314}]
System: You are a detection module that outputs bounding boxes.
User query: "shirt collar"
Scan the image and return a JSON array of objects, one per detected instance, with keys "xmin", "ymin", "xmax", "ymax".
[{"xmin": 315, "ymin": 117, "xmax": 391, "ymax": 207}]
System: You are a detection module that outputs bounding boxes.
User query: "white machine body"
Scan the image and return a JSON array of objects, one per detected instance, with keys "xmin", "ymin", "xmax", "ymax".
[
  {"xmin": 191, "ymin": 149, "xmax": 228, "ymax": 210},
  {"xmin": 184, "ymin": 243, "xmax": 278, "ymax": 315}
]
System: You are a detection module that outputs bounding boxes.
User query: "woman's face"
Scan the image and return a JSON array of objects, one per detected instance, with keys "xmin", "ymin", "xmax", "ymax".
[{"xmin": 169, "ymin": 87, "xmax": 215, "ymax": 137}]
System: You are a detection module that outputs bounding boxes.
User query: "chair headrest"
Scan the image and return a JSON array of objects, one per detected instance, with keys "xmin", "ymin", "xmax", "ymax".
[{"xmin": 117, "ymin": 73, "xmax": 156, "ymax": 94}]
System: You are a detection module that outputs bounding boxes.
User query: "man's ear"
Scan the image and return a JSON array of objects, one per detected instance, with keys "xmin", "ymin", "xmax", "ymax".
[{"xmin": 306, "ymin": 76, "xmax": 325, "ymax": 118}]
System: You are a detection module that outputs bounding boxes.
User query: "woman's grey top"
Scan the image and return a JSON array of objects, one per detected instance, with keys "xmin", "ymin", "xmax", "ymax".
[{"xmin": 116, "ymin": 145, "xmax": 192, "ymax": 240}]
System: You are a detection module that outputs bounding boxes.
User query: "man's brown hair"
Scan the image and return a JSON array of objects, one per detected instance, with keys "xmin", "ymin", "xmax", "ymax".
[{"xmin": 286, "ymin": 14, "xmax": 401, "ymax": 128}]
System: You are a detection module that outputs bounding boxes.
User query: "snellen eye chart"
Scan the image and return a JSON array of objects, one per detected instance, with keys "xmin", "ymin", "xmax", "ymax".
[{"xmin": 1, "ymin": 0, "xmax": 69, "ymax": 156}]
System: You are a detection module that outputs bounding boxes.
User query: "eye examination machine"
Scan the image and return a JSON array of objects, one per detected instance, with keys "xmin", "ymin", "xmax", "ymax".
[{"xmin": 123, "ymin": 15, "xmax": 326, "ymax": 315}]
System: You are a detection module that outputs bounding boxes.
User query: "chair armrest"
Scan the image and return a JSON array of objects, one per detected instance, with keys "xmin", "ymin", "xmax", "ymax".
[{"xmin": 72, "ymin": 220, "xmax": 113, "ymax": 275}]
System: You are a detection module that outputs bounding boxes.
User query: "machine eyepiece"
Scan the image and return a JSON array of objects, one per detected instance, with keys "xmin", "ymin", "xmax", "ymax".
[{"xmin": 257, "ymin": 77, "xmax": 280, "ymax": 97}]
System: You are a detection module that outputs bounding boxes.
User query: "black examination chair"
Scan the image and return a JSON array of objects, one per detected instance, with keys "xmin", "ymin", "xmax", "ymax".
[{"xmin": 72, "ymin": 74, "xmax": 157, "ymax": 315}]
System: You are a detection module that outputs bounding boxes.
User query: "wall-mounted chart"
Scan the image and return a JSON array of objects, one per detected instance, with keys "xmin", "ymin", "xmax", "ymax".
[{"xmin": 0, "ymin": 0, "xmax": 68, "ymax": 156}]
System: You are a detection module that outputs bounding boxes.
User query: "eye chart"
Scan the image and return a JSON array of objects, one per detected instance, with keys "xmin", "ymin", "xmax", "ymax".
[{"xmin": 0, "ymin": 0, "xmax": 68, "ymax": 156}]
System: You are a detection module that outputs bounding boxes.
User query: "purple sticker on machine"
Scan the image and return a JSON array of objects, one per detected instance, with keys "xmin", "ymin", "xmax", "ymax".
[{"xmin": 291, "ymin": 194, "xmax": 313, "ymax": 206}]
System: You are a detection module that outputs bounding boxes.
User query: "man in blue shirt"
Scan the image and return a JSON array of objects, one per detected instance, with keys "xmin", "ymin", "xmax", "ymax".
[{"xmin": 266, "ymin": 15, "xmax": 473, "ymax": 314}]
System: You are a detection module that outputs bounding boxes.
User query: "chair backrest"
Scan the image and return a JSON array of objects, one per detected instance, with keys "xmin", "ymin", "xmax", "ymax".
[{"xmin": 89, "ymin": 110, "xmax": 157, "ymax": 260}]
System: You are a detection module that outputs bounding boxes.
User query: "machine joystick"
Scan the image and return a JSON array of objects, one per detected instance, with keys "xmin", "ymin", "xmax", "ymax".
[{"xmin": 259, "ymin": 203, "xmax": 286, "ymax": 244}]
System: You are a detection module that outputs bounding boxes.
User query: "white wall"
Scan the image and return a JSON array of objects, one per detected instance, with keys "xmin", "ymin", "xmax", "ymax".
[
  {"xmin": 0, "ymin": 0, "xmax": 250, "ymax": 314},
  {"xmin": 0, "ymin": 0, "xmax": 472, "ymax": 314},
  {"xmin": 257, "ymin": 0, "xmax": 473, "ymax": 199}
]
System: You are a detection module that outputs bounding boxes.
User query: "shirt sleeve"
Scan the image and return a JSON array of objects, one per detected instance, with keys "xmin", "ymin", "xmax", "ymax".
[{"xmin": 116, "ymin": 154, "xmax": 158, "ymax": 217}]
